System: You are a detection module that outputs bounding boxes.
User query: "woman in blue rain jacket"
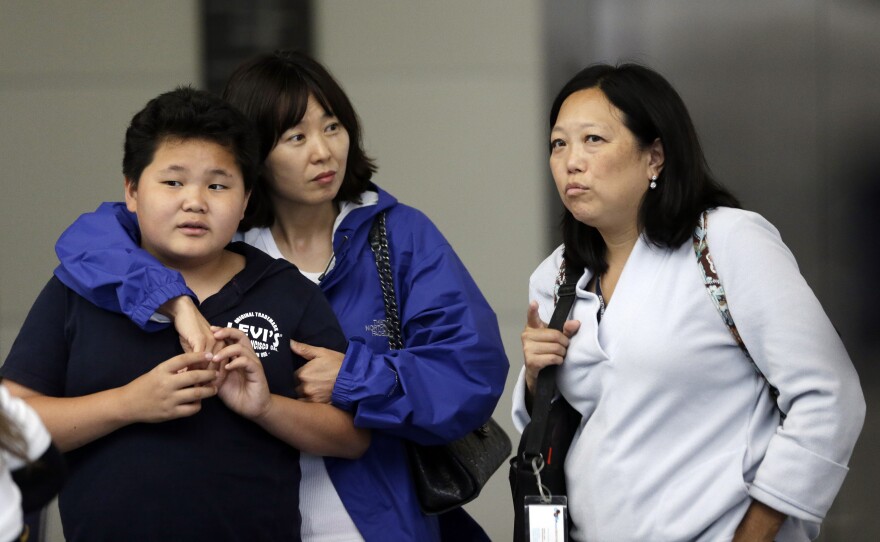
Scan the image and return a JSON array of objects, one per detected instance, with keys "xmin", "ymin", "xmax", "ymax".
[{"xmin": 52, "ymin": 51, "xmax": 508, "ymax": 542}]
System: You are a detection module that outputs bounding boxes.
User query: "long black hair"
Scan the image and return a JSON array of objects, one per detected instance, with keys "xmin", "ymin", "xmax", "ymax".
[{"xmin": 551, "ymin": 63, "xmax": 740, "ymax": 275}]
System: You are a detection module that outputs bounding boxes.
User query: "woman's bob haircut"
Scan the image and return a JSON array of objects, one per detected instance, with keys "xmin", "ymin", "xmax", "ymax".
[
  {"xmin": 223, "ymin": 50, "xmax": 377, "ymax": 229},
  {"xmin": 550, "ymin": 63, "xmax": 739, "ymax": 274}
]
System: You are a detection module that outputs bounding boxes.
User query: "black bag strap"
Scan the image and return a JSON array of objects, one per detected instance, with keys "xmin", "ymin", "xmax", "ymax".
[
  {"xmin": 369, "ymin": 212, "xmax": 404, "ymax": 351},
  {"xmin": 522, "ymin": 260, "xmax": 579, "ymax": 458}
]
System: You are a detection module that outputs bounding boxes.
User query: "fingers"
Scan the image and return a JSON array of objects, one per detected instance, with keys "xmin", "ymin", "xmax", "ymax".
[
  {"xmin": 170, "ymin": 402, "xmax": 203, "ymax": 418},
  {"xmin": 162, "ymin": 353, "xmax": 220, "ymax": 391},
  {"xmin": 209, "ymin": 329, "xmax": 265, "ymax": 386},
  {"xmin": 562, "ymin": 319, "xmax": 581, "ymax": 338},
  {"xmin": 187, "ymin": 334, "xmax": 217, "ymax": 356},
  {"xmin": 526, "ymin": 301, "xmax": 546, "ymax": 329},
  {"xmin": 522, "ymin": 326, "xmax": 572, "ymax": 350},
  {"xmin": 190, "ymin": 335, "xmax": 207, "ymax": 354},
  {"xmin": 182, "ymin": 336, "xmax": 216, "ymax": 355},
  {"xmin": 162, "ymin": 352, "xmax": 215, "ymax": 374},
  {"xmin": 522, "ymin": 312, "xmax": 577, "ymax": 394},
  {"xmin": 290, "ymin": 340, "xmax": 319, "ymax": 361},
  {"xmin": 293, "ymin": 382, "xmax": 325, "ymax": 403},
  {"xmin": 292, "ymin": 349, "xmax": 343, "ymax": 404},
  {"xmin": 210, "ymin": 338, "xmax": 225, "ymax": 356},
  {"xmin": 214, "ymin": 344, "xmax": 270, "ymax": 419},
  {"xmin": 212, "ymin": 326, "xmax": 251, "ymax": 347},
  {"xmin": 212, "ymin": 340, "xmax": 258, "ymax": 367},
  {"xmin": 175, "ymin": 381, "xmax": 218, "ymax": 403},
  {"xmin": 522, "ymin": 339, "xmax": 569, "ymax": 368},
  {"xmin": 162, "ymin": 385, "xmax": 215, "ymax": 420},
  {"xmin": 293, "ymin": 366, "xmax": 312, "ymax": 401},
  {"xmin": 125, "ymin": 354, "xmax": 219, "ymax": 423},
  {"xmin": 179, "ymin": 337, "xmax": 197, "ymax": 354},
  {"xmin": 175, "ymin": 367, "xmax": 221, "ymax": 389},
  {"xmin": 222, "ymin": 357, "xmax": 253, "ymax": 372},
  {"xmin": 211, "ymin": 327, "xmax": 259, "ymax": 365}
]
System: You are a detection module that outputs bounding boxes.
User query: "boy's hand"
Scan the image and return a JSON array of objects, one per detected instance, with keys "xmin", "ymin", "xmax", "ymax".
[
  {"xmin": 212, "ymin": 327, "xmax": 271, "ymax": 420},
  {"xmin": 292, "ymin": 341, "xmax": 343, "ymax": 404},
  {"xmin": 121, "ymin": 352, "xmax": 217, "ymax": 423},
  {"xmin": 159, "ymin": 296, "xmax": 221, "ymax": 355}
]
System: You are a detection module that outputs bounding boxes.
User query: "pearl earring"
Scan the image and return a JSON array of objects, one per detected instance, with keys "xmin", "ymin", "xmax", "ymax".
[{"xmin": 649, "ymin": 175, "xmax": 658, "ymax": 189}]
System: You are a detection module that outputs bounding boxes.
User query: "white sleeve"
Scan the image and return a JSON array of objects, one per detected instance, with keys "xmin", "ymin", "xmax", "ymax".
[
  {"xmin": 709, "ymin": 208, "xmax": 866, "ymax": 521},
  {"xmin": 1, "ymin": 384, "xmax": 52, "ymax": 470}
]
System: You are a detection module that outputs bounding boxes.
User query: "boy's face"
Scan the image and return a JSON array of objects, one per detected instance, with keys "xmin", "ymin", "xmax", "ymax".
[{"xmin": 125, "ymin": 138, "xmax": 249, "ymax": 270}]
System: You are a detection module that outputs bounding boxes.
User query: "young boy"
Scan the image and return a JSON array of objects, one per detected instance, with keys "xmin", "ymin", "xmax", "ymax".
[{"xmin": 0, "ymin": 87, "xmax": 368, "ymax": 541}]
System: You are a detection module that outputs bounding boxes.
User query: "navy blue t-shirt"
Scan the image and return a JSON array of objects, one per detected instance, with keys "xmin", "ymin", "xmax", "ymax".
[{"xmin": 1, "ymin": 243, "xmax": 347, "ymax": 541}]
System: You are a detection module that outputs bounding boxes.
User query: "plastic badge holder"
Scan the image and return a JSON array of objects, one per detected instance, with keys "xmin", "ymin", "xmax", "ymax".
[{"xmin": 524, "ymin": 495, "xmax": 569, "ymax": 542}]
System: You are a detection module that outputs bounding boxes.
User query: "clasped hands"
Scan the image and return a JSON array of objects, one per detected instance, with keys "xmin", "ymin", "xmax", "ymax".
[
  {"xmin": 163, "ymin": 295, "xmax": 343, "ymax": 408},
  {"xmin": 125, "ymin": 327, "xmax": 272, "ymax": 423}
]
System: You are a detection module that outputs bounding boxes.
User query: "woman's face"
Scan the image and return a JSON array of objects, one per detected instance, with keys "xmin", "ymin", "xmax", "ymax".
[
  {"xmin": 264, "ymin": 93, "xmax": 350, "ymax": 210},
  {"xmin": 549, "ymin": 87, "xmax": 662, "ymax": 234}
]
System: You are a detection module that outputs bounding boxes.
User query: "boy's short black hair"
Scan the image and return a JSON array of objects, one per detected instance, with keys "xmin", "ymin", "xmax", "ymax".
[{"xmin": 122, "ymin": 86, "xmax": 259, "ymax": 192}]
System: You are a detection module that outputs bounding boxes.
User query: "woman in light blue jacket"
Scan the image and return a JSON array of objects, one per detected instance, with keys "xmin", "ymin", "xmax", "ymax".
[{"xmin": 517, "ymin": 63, "xmax": 864, "ymax": 542}]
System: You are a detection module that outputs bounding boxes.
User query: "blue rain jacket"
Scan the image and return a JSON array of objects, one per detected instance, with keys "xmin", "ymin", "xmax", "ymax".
[{"xmin": 53, "ymin": 185, "xmax": 509, "ymax": 542}]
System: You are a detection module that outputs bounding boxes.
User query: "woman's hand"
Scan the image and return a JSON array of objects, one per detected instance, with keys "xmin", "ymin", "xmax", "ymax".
[
  {"xmin": 120, "ymin": 352, "xmax": 218, "ymax": 423},
  {"xmin": 733, "ymin": 500, "xmax": 785, "ymax": 541},
  {"xmin": 292, "ymin": 341, "xmax": 344, "ymax": 403},
  {"xmin": 522, "ymin": 301, "xmax": 580, "ymax": 397},
  {"xmin": 211, "ymin": 327, "xmax": 272, "ymax": 420},
  {"xmin": 159, "ymin": 296, "xmax": 220, "ymax": 355}
]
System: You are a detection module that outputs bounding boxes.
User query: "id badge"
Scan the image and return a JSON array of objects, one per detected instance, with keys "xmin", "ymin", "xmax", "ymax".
[{"xmin": 524, "ymin": 495, "xmax": 568, "ymax": 542}]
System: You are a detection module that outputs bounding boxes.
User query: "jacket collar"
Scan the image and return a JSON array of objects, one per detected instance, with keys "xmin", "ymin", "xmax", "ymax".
[
  {"xmin": 319, "ymin": 183, "xmax": 397, "ymax": 291},
  {"xmin": 333, "ymin": 183, "xmax": 396, "ymax": 240}
]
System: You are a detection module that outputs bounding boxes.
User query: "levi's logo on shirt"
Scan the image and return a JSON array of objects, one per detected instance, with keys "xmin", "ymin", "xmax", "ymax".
[{"xmin": 226, "ymin": 311, "xmax": 282, "ymax": 358}]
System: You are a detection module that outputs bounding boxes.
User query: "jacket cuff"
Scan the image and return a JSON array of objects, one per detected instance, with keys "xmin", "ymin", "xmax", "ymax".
[
  {"xmin": 131, "ymin": 282, "xmax": 196, "ymax": 331},
  {"xmin": 749, "ymin": 434, "xmax": 850, "ymax": 522},
  {"xmin": 331, "ymin": 339, "xmax": 398, "ymax": 413}
]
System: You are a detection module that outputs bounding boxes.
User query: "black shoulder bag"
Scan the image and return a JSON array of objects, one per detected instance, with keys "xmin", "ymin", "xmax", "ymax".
[
  {"xmin": 368, "ymin": 211, "xmax": 512, "ymax": 515},
  {"xmin": 508, "ymin": 262, "xmax": 581, "ymax": 542}
]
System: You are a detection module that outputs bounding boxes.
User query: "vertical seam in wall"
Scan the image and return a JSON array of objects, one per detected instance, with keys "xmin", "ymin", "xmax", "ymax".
[{"xmin": 815, "ymin": 0, "xmax": 831, "ymax": 305}]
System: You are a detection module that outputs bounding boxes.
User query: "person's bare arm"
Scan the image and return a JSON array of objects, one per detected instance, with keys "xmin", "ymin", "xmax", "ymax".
[
  {"xmin": 733, "ymin": 500, "xmax": 786, "ymax": 542},
  {"xmin": 159, "ymin": 296, "xmax": 220, "ymax": 355},
  {"xmin": 213, "ymin": 328, "xmax": 370, "ymax": 459},
  {"xmin": 4, "ymin": 352, "xmax": 218, "ymax": 452}
]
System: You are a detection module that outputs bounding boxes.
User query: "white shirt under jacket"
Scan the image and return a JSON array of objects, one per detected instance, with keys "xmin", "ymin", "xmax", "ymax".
[{"xmin": 512, "ymin": 207, "xmax": 865, "ymax": 542}]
